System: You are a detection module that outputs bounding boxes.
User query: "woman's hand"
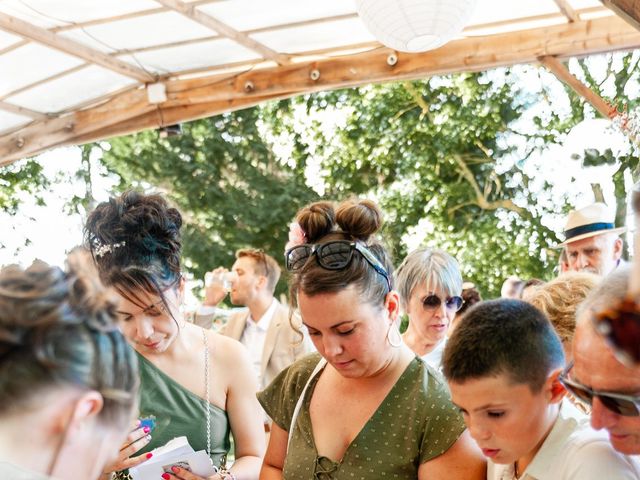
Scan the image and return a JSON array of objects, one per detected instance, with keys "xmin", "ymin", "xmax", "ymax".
[
  {"xmin": 102, "ymin": 421, "xmax": 154, "ymax": 474},
  {"xmin": 161, "ymin": 466, "xmax": 230, "ymax": 480}
]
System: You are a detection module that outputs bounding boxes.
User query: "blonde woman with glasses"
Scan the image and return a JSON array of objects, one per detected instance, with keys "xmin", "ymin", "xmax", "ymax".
[{"xmin": 395, "ymin": 248, "xmax": 464, "ymax": 370}]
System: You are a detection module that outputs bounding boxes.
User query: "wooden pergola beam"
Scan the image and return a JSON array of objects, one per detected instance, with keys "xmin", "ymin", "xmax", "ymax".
[
  {"xmin": 155, "ymin": 0, "xmax": 290, "ymax": 65},
  {"xmin": 601, "ymin": 0, "xmax": 640, "ymax": 30},
  {"xmin": 538, "ymin": 56, "xmax": 612, "ymax": 117},
  {"xmin": 553, "ymin": 0, "xmax": 580, "ymax": 22},
  {"xmin": 2, "ymin": 14, "xmax": 639, "ymax": 165},
  {"xmin": 0, "ymin": 12, "xmax": 155, "ymax": 83},
  {"xmin": 0, "ymin": 101, "xmax": 48, "ymax": 120}
]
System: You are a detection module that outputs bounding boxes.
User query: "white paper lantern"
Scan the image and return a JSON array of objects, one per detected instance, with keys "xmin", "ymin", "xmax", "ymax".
[{"xmin": 355, "ymin": 0, "xmax": 478, "ymax": 53}]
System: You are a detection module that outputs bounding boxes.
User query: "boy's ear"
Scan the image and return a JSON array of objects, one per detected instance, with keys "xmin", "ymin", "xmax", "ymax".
[{"xmin": 546, "ymin": 368, "xmax": 566, "ymax": 404}]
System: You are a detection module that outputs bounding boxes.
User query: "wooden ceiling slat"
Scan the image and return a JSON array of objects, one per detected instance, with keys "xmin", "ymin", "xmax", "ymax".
[
  {"xmin": 155, "ymin": 0, "xmax": 290, "ymax": 65},
  {"xmin": 246, "ymin": 13, "xmax": 360, "ymax": 35},
  {"xmin": 0, "ymin": 39, "xmax": 28, "ymax": 56},
  {"xmin": 553, "ymin": 0, "xmax": 580, "ymax": 22},
  {"xmin": 0, "ymin": 64, "xmax": 87, "ymax": 103},
  {"xmin": 113, "ymin": 34, "xmax": 219, "ymax": 56},
  {"xmin": 0, "ymin": 12, "xmax": 155, "ymax": 82},
  {"xmin": 0, "ymin": 101, "xmax": 48, "ymax": 120},
  {"xmin": 1, "ymin": 14, "xmax": 638, "ymax": 165},
  {"xmin": 48, "ymin": 0, "xmax": 225, "ymax": 33}
]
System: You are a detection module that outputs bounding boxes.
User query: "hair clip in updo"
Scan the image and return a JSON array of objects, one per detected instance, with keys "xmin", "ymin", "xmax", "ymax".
[
  {"xmin": 95, "ymin": 241, "xmax": 126, "ymax": 258},
  {"xmin": 284, "ymin": 222, "xmax": 307, "ymax": 252}
]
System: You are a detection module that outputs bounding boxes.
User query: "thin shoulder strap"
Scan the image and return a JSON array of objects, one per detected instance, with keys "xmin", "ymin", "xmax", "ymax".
[{"xmin": 287, "ymin": 357, "xmax": 327, "ymax": 453}]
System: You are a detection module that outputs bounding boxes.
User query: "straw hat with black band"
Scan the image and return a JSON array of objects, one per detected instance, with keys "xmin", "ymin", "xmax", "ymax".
[{"xmin": 558, "ymin": 203, "xmax": 626, "ymax": 247}]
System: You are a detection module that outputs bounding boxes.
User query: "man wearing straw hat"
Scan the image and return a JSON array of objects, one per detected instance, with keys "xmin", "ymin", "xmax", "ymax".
[{"xmin": 559, "ymin": 203, "xmax": 626, "ymax": 276}]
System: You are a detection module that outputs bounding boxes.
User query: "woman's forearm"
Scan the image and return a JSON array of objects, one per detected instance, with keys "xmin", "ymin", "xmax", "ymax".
[
  {"xmin": 258, "ymin": 463, "xmax": 283, "ymax": 480},
  {"xmin": 228, "ymin": 455, "xmax": 263, "ymax": 480}
]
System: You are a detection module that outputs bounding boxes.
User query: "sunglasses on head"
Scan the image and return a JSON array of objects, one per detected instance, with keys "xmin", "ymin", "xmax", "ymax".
[
  {"xmin": 285, "ymin": 240, "xmax": 391, "ymax": 291},
  {"xmin": 593, "ymin": 298, "xmax": 640, "ymax": 367},
  {"xmin": 559, "ymin": 361, "xmax": 640, "ymax": 417},
  {"xmin": 422, "ymin": 294, "xmax": 464, "ymax": 312}
]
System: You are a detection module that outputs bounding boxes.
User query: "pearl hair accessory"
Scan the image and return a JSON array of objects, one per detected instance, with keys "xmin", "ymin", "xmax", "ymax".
[{"xmin": 94, "ymin": 241, "xmax": 126, "ymax": 258}]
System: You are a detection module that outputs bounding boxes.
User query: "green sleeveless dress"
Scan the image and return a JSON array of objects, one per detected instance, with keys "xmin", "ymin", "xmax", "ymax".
[
  {"xmin": 258, "ymin": 353, "xmax": 466, "ymax": 479},
  {"xmin": 128, "ymin": 353, "xmax": 231, "ymax": 472}
]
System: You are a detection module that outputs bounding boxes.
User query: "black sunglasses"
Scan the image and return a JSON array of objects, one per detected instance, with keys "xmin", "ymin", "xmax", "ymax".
[
  {"xmin": 285, "ymin": 240, "xmax": 391, "ymax": 291},
  {"xmin": 422, "ymin": 294, "xmax": 464, "ymax": 312},
  {"xmin": 559, "ymin": 361, "xmax": 640, "ymax": 416},
  {"xmin": 593, "ymin": 298, "xmax": 640, "ymax": 367}
]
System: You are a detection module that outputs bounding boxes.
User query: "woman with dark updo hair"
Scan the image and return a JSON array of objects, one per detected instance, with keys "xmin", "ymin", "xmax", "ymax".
[
  {"xmin": 0, "ymin": 251, "xmax": 138, "ymax": 479},
  {"xmin": 258, "ymin": 199, "xmax": 485, "ymax": 479},
  {"xmin": 85, "ymin": 191, "xmax": 264, "ymax": 480}
]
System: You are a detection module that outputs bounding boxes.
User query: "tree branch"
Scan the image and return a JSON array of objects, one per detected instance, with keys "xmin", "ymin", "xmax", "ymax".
[
  {"xmin": 591, "ymin": 183, "xmax": 605, "ymax": 203},
  {"xmin": 452, "ymin": 154, "xmax": 525, "ymax": 215},
  {"xmin": 403, "ymin": 82, "xmax": 431, "ymax": 121}
]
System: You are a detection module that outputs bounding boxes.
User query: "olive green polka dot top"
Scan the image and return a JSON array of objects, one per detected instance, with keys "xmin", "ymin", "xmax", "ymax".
[{"xmin": 258, "ymin": 353, "xmax": 466, "ymax": 479}]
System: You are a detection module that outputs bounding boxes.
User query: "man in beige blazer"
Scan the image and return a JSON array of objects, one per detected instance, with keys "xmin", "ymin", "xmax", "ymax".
[{"xmin": 196, "ymin": 248, "xmax": 313, "ymax": 392}]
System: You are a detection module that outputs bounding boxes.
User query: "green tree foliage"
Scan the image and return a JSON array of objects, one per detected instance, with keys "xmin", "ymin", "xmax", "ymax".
[
  {"xmin": 100, "ymin": 108, "xmax": 319, "ymax": 295},
  {"xmin": 5, "ymin": 53, "xmax": 639, "ymax": 299},
  {"xmin": 560, "ymin": 54, "xmax": 640, "ymax": 257},
  {"xmin": 0, "ymin": 158, "xmax": 49, "ymax": 215},
  {"xmin": 0, "ymin": 158, "xmax": 50, "ymax": 253},
  {"xmin": 268, "ymin": 72, "xmax": 568, "ymax": 297}
]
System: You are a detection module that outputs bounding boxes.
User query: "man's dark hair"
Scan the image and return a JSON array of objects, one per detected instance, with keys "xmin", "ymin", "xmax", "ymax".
[{"xmin": 443, "ymin": 299, "xmax": 565, "ymax": 392}]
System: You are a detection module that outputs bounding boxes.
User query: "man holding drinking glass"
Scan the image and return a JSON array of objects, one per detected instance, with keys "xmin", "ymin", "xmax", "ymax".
[{"xmin": 196, "ymin": 248, "xmax": 313, "ymax": 395}]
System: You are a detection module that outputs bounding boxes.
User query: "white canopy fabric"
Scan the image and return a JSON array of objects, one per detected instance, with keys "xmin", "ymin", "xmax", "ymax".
[{"xmin": 0, "ymin": 0, "xmax": 638, "ymax": 165}]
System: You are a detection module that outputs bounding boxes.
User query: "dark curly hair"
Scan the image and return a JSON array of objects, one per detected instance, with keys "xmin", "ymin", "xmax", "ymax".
[
  {"xmin": 0, "ymin": 249, "xmax": 138, "ymax": 424},
  {"xmin": 289, "ymin": 199, "xmax": 393, "ymax": 309},
  {"xmin": 84, "ymin": 190, "xmax": 183, "ymax": 314}
]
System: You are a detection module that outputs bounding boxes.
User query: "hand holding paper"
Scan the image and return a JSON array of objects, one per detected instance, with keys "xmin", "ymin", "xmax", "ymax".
[{"xmin": 128, "ymin": 437, "xmax": 218, "ymax": 480}]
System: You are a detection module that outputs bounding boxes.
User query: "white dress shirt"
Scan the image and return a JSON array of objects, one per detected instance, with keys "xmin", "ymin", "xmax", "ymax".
[
  {"xmin": 240, "ymin": 298, "xmax": 278, "ymax": 389},
  {"xmin": 421, "ymin": 338, "xmax": 446, "ymax": 371},
  {"xmin": 487, "ymin": 401, "xmax": 640, "ymax": 480}
]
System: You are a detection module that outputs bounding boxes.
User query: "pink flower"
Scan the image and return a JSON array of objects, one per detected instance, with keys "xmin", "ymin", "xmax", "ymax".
[{"xmin": 285, "ymin": 222, "xmax": 307, "ymax": 251}]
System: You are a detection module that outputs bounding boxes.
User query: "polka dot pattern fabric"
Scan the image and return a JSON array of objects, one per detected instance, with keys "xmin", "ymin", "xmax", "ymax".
[{"xmin": 258, "ymin": 353, "xmax": 466, "ymax": 479}]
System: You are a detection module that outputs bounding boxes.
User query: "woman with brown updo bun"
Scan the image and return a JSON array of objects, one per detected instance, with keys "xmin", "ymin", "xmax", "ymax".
[
  {"xmin": 85, "ymin": 191, "xmax": 264, "ymax": 480},
  {"xmin": 0, "ymin": 251, "xmax": 139, "ymax": 479},
  {"xmin": 259, "ymin": 199, "xmax": 485, "ymax": 479}
]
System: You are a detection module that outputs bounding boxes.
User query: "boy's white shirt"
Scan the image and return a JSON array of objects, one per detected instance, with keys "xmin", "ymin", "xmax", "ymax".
[{"xmin": 487, "ymin": 400, "xmax": 640, "ymax": 480}]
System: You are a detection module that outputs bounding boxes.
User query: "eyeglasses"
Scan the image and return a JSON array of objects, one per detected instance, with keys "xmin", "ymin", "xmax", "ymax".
[
  {"xmin": 559, "ymin": 361, "xmax": 640, "ymax": 416},
  {"xmin": 285, "ymin": 240, "xmax": 391, "ymax": 291},
  {"xmin": 422, "ymin": 294, "xmax": 464, "ymax": 312},
  {"xmin": 593, "ymin": 298, "xmax": 640, "ymax": 366},
  {"xmin": 256, "ymin": 249, "xmax": 270, "ymax": 277}
]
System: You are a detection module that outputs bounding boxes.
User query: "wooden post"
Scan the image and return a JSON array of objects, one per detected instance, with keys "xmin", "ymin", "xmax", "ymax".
[
  {"xmin": 602, "ymin": 0, "xmax": 640, "ymax": 31},
  {"xmin": 538, "ymin": 55, "xmax": 612, "ymax": 118}
]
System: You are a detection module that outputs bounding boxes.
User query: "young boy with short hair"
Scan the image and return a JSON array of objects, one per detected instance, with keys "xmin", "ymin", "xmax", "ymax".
[{"xmin": 442, "ymin": 299, "xmax": 640, "ymax": 479}]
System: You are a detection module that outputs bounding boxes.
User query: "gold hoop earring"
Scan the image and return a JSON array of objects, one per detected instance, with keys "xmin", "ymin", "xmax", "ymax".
[{"xmin": 386, "ymin": 323, "xmax": 402, "ymax": 348}]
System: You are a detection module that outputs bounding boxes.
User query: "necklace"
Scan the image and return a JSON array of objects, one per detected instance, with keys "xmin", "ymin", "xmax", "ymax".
[{"xmin": 202, "ymin": 328, "xmax": 211, "ymax": 456}]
